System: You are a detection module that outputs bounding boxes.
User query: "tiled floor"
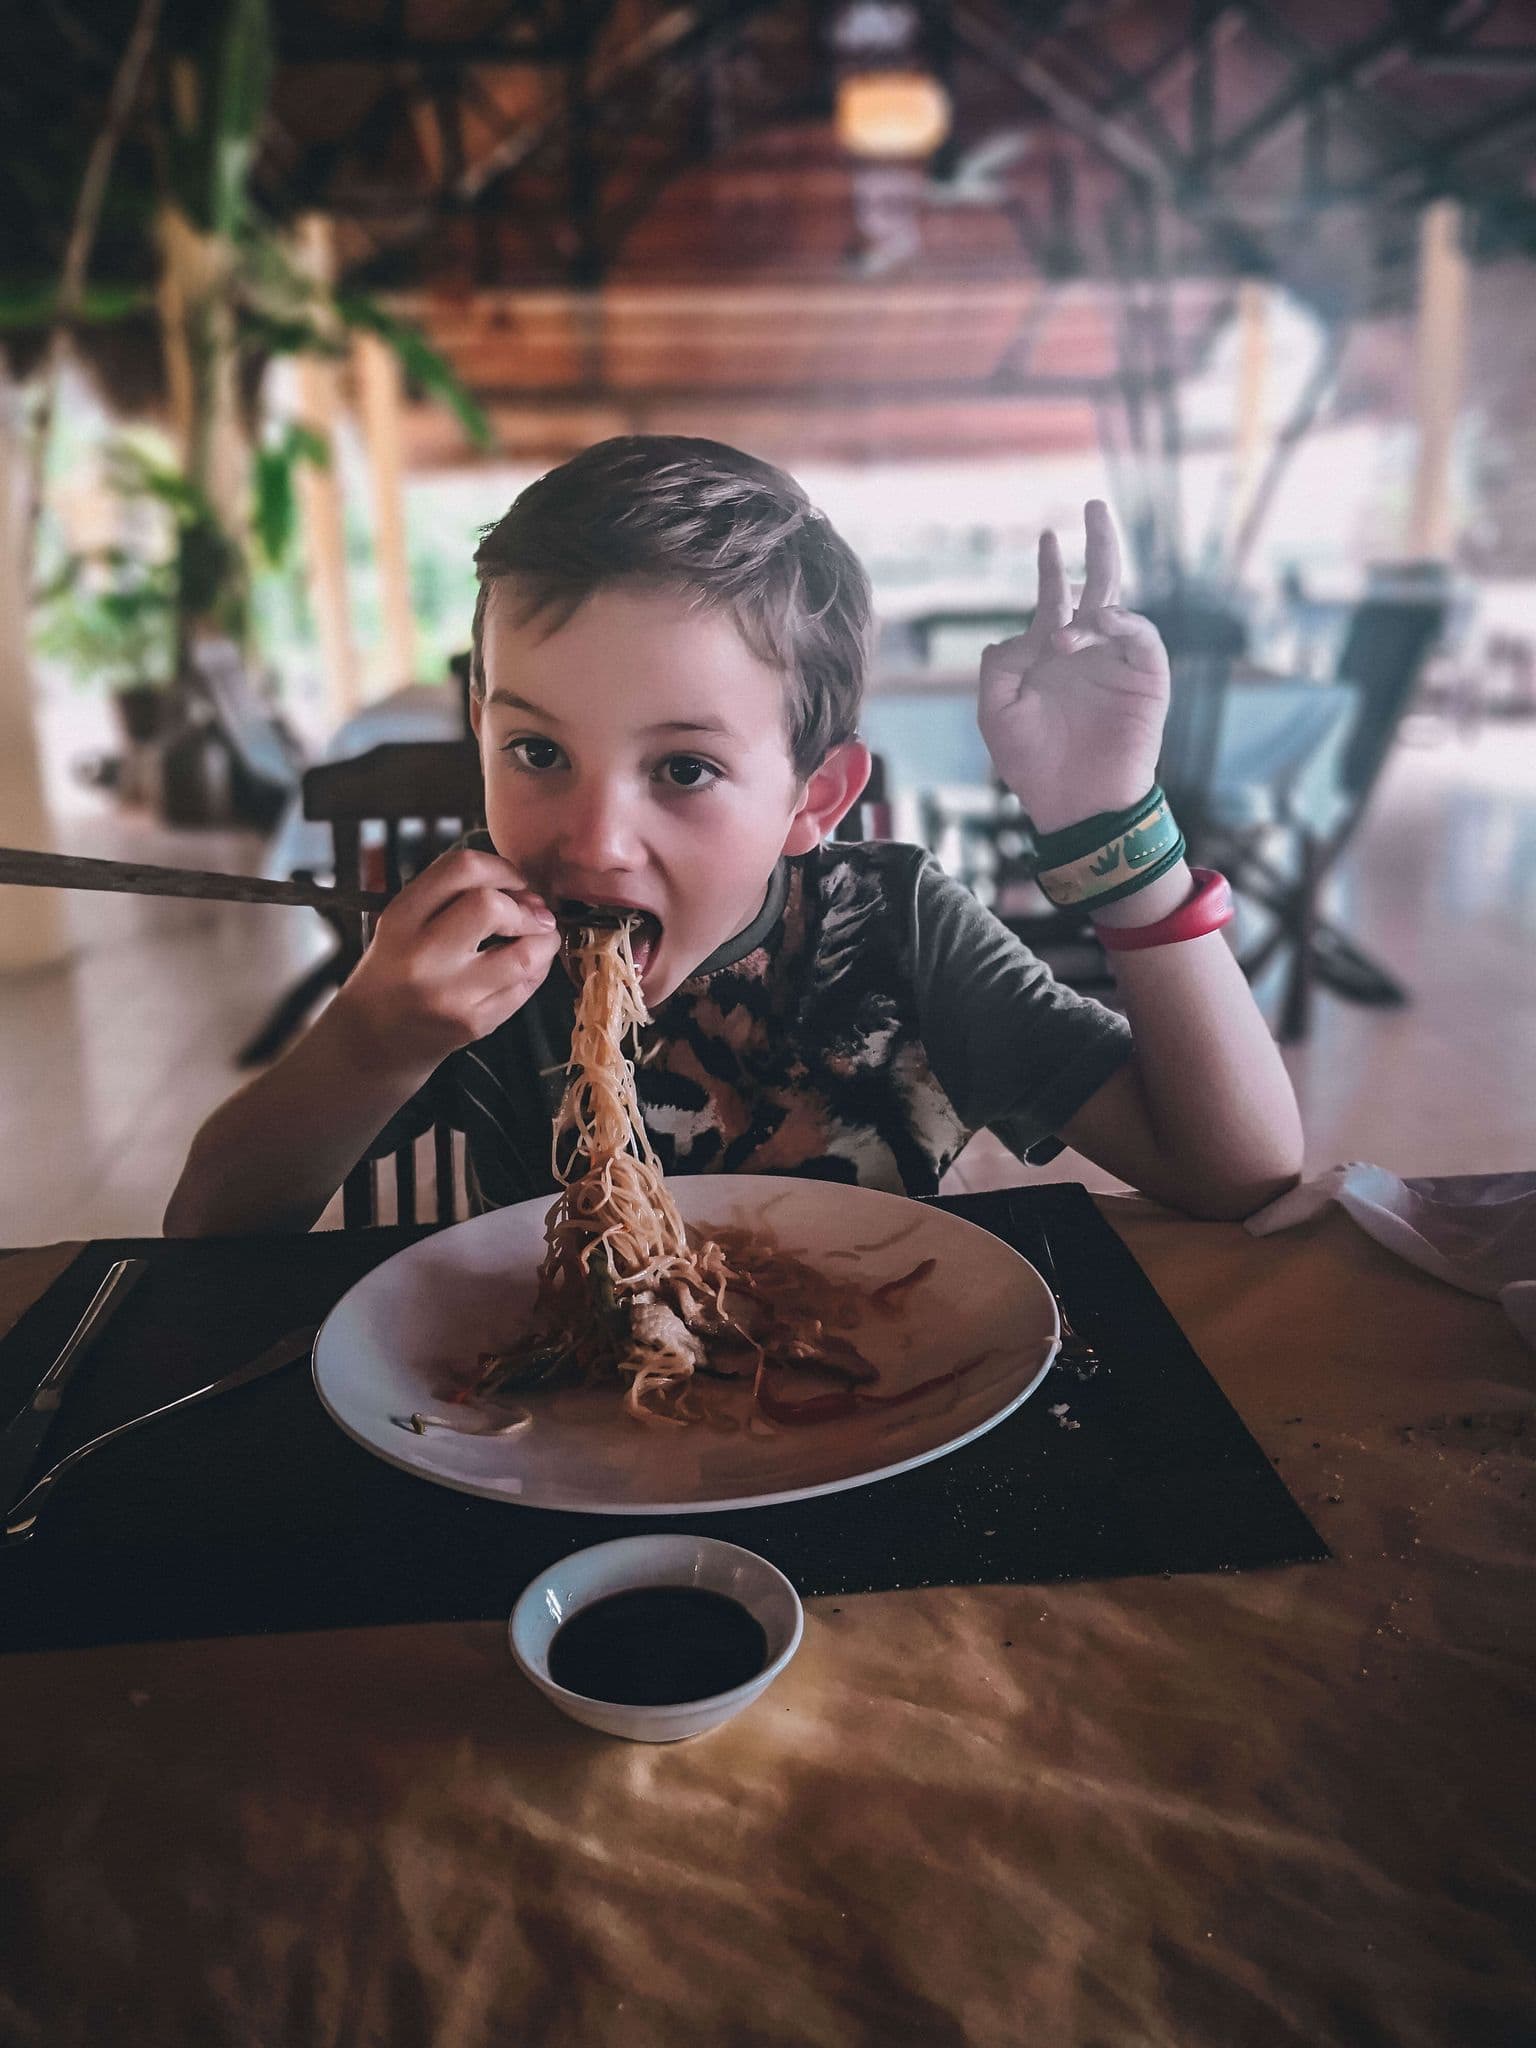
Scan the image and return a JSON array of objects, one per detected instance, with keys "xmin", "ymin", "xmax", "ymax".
[{"xmin": 3, "ymin": 712, "xmax": 1534, "ymax": 1245}]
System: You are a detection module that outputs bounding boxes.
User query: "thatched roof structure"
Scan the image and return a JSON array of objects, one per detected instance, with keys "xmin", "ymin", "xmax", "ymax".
[{"xmin": 6, "ymin": 0, "xmax": 1536, "ymax": 459}]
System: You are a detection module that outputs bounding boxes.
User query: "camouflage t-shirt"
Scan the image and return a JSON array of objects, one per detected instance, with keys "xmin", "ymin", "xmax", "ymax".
[{"xmin": 365, "ymin": 838, "xmax": 1131, "ymax": 1207}]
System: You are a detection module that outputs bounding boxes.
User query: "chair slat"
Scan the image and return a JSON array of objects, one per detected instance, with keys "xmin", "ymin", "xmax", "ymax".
[
  {"xmin": 300, "ymin": 742, "xmax": 486, "ymax": 1228},
  {"xmin": 434, "ymin": 1126, "xmax": 457, "ymax": 1226}
]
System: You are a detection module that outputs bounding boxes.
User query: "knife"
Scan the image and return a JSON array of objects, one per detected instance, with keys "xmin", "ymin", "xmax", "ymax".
[
  {"xmin": 4, "ymin": 1325, "xmax": 318, "ymax": 1541},
  {"xmin": 0, "ymin": 1257, "xmax": 148, "ymax": 1509}
]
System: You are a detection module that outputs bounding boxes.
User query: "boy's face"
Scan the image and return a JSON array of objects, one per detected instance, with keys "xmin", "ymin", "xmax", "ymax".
[{"xmin": 472, "ymin": 585, "xmax": 848, "ymax": 1004}]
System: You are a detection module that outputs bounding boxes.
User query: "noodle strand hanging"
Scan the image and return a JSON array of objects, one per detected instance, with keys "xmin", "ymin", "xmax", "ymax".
[{"xmin": 468, "ymin": 917, "xmax": 948, "ymax": 1426}]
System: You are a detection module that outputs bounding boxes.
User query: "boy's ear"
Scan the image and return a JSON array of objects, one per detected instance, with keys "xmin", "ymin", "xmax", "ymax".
[{"xmin": 780, "ymin": 740, "xmax": 873, "ymax": 857}]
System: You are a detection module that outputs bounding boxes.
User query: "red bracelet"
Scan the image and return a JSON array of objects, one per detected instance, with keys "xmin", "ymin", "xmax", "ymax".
[{"xmin": 1093, "ymin": 867, "xmax": 1234, "ymax": 951}]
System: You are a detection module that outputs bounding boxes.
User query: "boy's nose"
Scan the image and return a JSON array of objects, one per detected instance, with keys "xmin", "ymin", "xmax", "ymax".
[{"xmin": 556, "ymin": 778, "xmax": 642, "ymax": 874}]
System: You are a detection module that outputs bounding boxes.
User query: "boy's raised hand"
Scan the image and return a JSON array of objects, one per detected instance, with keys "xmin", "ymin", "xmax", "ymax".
[
  {"xmin": 335, "ymin": 846, "xmax": 561, "ymax": 1072},
  {"xmin": 978, "ymin": 500, "xmax": 1171, "ymax": 836}
]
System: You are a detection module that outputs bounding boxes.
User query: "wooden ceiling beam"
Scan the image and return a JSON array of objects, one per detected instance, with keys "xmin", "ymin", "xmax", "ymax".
[
  {"xmin": 951, "ymin": 7, "xmax": 1181, "ymax": 191},
  {"xmin": 454, "ymin": 371, "xmax": 1202, "ymax": 406},
  {"xmin": 1193, "ymin": 13, "xmax": 1416, "ymax": 174},
  {"xmin": 1328, "ymin": 81, "xmax": 1536, "ymax": 201},
  {"xmin": 1235, "ymin": 0, "xmax": 1426, "ymax": 156}
]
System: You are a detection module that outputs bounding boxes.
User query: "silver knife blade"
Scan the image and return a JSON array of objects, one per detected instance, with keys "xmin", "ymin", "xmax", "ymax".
[
  {"xmin": 4, "ymin": 1326, "xmax": 318, "ymax": 1540},
  {"xmin": 0, "ymin": 1257, "xmax": 148, "ymax": 1508}
]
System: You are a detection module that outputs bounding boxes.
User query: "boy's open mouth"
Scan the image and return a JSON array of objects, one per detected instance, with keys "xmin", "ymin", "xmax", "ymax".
[{"xmin": 556, "ymin": 899, "xmax": 663, "ymax": 977}]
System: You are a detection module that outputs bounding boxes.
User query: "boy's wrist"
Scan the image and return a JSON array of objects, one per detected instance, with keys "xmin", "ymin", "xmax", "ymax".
[
  {"xmin": 1026, "ymin": 780, "xmax": 1155, "ymax": 838},
  {"xmin": 323, "ymin": 985, "xmax": 445, "ymax": 1095},
  {"xmin": 1088, "ymin": 858, "xmax": 1194, "ymax": 929}
]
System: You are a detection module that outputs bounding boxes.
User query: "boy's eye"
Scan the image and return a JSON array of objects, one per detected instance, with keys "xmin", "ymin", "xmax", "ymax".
[
  {"xmin": 505, "ymin": 736, "xmax": 565, "ymax": 772},
  {"xmin": 659, "ymin": 755, "xmax": 719, "ymax": 790}
]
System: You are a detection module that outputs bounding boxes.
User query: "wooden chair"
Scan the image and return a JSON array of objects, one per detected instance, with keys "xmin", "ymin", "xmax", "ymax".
[
  {"xmin": 300, "ymin": 740, "xmax": 485, "ymax": 1229},
  {"xmin": 832, "ymin": 752, "xmax": 891, "ymax": 841},
  {"xmin": 1138, "ymin": 594, "xmax": 1250, "ymax": 844},
  {"xmin": 1209, "ymin": 594, "xmax": 1447, "ymax": 1039}
]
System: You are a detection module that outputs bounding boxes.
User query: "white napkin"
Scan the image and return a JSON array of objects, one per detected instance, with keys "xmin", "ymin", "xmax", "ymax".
[{"xmin": 1245, "ymin": 1163, "xmax": 1536, "ymax": 1349}]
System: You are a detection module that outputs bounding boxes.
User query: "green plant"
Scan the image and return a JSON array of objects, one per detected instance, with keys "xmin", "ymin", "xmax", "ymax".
[
  {"xmin": 34, "ymin": 421, "xmax": 329, "ymax": 692},
  {"xmin": 22, "ymin": 0, "xmax": 492, "ymax": 693},
  {"xmin": 34, "ymin": 548, "xmax": 176, "ymax": 694}
]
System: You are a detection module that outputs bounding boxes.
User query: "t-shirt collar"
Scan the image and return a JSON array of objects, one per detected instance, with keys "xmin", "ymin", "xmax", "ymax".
[{"xmin": 680, "ymin": 858, "xmax": 791, "ymax": 981}]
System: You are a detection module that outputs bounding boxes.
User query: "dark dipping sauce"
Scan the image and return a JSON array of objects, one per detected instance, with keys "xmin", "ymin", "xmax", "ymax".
[{"xmin": 548, "ymin": 1587, "xmax": 770, "ymax": 1706}]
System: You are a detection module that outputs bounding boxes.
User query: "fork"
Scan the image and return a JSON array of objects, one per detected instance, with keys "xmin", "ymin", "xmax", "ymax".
[
  {"xmin": 1008, "ymin": 1201, "xmax": 1101, "ymax": 1378},
  {"xmin": 3, "ymin": 1327, "xmax": 316, "ymax": 1542}
]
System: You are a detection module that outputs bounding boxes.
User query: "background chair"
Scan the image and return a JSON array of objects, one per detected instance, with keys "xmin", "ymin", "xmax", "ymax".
[
  {"xmin": 1206, "ymin": 592, "xmax": 1447, "ymax": 1039},
  {"xmin": 288, "ymin": 740, "xmax": 484, "ymax": 1228},
  {"xmin": 239, "ymin": 681, "xmax": 472, "ymax": 1065},
  {"xmin": 832, "ymin": 752, "xmax": 891, "ymax": 841}
]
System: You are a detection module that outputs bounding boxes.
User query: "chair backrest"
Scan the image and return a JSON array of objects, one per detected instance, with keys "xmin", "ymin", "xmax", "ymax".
[
  {"xmin": 1138, "ymin": 595, "xmax": 1248, "ymax": 836},
  {"xmin": 858, "ymin": 691, "xmax": 995, "ymax": 792},
  {"xmin": 180, "ymin": 636, "xmax": 306, "ymax": 828},
  {"xmin": 1330, "ymin": 596, "xmax": 1446, "ymax": 808},
  {"xmin": 831, "ymin": 753, "xmax": 890, "ymax": 841},
  {"xmin": 302, "ymin": 740, "xmax": 485, "ymax": 1229},
  {"xmin": 909, "ymin": 610, "xmax": 1033, "ymax": 673}
]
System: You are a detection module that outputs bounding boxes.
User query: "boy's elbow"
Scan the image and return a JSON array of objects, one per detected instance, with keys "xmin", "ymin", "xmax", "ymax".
[
  {"xmin": 163, "ymin": 1151, "xmax": 216, "ymax": 1237},
  {"xmin": 1169, "ymin": 1128, "xmax": 1304, "ymax": 1221}
]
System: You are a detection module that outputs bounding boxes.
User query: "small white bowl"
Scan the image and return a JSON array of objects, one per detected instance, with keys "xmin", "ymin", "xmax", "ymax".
[{"xmin": 509, "ymin": 1534, "xmax": 804, "ymax": 1742}]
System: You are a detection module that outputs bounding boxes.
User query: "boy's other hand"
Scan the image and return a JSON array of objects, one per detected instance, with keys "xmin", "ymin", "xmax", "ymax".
[
  {"xmin": 333, "ymin": 846, "xmax": 561, "ymax": 1073},
  {"xmin": 978, "ymin": 500, "xmax": 1171, "ymax": 835}
]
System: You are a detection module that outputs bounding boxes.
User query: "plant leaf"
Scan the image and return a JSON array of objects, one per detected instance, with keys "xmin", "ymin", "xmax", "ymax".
[
  {"xmin": 0, "ymin": 282, "xmax": 151, "ymax": 329},
  {"xmin": 336, "ymin": 294, "xmax": 495, "ymax": 450},
  {"xmin": 211, "ymin": 0, "xmax": 274, "ymax": 242},
  {"xmin": 252, "ymin": 445, "xmax": 296, "ymax": 567}
]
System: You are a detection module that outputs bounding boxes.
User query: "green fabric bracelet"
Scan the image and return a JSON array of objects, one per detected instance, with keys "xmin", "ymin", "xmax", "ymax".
[
  {"xmin": 1031, "ymin": 785, "xmax": 1165, "ymax": 867},
  {"xmin": 1072, "ymin": 832, "xmax": 1187, "ymax": 910},
  {"xmin": 1035, "ymin": 789, "xmax": 1185, "ymax": 908}
]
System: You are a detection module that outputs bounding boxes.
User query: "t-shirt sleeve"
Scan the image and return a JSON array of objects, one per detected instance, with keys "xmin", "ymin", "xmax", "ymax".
[{"xmin": 908, "ymin": 850, "xmax": 1132, "ymax": 1166}]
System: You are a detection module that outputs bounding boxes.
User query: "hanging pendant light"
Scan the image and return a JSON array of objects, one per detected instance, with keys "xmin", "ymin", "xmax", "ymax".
[
  {"xmin": 835, "ymin": 70, "xmax": 951, "ymax": 160},
  {"xmin": 832, "ymin": 1, "xmax": 951, "ymax": 162}
]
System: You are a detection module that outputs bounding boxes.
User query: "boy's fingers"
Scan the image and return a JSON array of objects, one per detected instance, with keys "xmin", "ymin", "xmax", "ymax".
[
  {"xmin": 462, "ymin": 925, "xmax": 562, "ymax": 1012},
  {"xmin": 428, "ymin": 886, "xmax": 557, "ymax": 960},
  {"xmin": 1077, "ymin": 500, "xmax": 1122, "ymax": 615},
  {"xmin": 1052, "ymin": 624, "xmax": 1106, "ymax": 655},
  {"xmin": 1034, "ymin": 530, "xmax": 1073, "ymax": 639},
  {"xmin": 1091, "ymin": 605, "xmax": 1169, "ymax": 678},
  {"xmin": 979, "ymin": 529, "xmax": 1078, "ymax": 699},
  {"xmin": 392, "ymin": 847, "xmax": 539, "ymax": 930}
]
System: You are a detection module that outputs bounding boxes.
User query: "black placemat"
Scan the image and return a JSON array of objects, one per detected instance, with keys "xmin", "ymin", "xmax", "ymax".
[{"xmin": 0, "ymin": 1186, "xmax": 1326, "ymax": 1652}]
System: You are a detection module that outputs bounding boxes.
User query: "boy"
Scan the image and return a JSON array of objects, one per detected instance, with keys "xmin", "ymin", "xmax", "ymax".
[{"xmin": 164, "ymin": 437, "xmax": 1301, "ymax": 1236}]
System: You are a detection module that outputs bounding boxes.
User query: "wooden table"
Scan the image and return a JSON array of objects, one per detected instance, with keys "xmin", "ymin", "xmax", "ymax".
[{"xmin": 1, "ymin": 1197, "xmax": 1532, "ymax": 2048}]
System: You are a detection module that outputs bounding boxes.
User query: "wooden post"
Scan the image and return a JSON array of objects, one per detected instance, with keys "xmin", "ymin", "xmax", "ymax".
[
  {"xmin": 1406, "ymin": 199, "xmax": 1468, "ymax": 561},
  {"xmin": 154, "ymin": 205, "xmax": 196, "ymax": 467},
  {"xmin": 1230, "ymin": 278, "xmax": 1269, "ymax": 546},
  {"xmin": 294, "ymin": 215, "xmax": 362, "ymax": 723},
  {"xmin": 353, "ymin": 329, "xmax": 418, "ymax": 692},
  {"xmin": 0, "ymin": 368, "xmax": 70, "ymax": 971}
]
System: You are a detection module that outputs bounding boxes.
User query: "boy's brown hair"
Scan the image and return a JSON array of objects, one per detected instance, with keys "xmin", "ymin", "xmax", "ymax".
[{"xmin": 470, "ymin": 436, "xmax": 871, "ymax": 776}]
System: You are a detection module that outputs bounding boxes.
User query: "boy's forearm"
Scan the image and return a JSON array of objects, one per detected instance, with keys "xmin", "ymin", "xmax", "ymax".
[
  {"xmin": 1096, "ymin": 860, "xmax": 1304, "ymax": 1217},
  {"xmin": 163, "ymin": 997, "xmax": 438, "ymax": 1236}
]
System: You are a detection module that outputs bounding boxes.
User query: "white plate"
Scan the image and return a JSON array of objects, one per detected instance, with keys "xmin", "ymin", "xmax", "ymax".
[{"xmin": 312, "ymin": 1175, "xmax": 1059, "ymax": 1515}]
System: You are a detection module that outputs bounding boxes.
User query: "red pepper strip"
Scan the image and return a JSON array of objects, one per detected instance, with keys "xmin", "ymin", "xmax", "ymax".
[
  {"xmin": 853, "ymin": 1350, "xmax": 993, "ymax": 1411},
  {"xmin": 755, "ymin": 1384, "xmax": 860, "ymax": 1427},
  {"xmin": 869, "ymin": 1257, "xmax": 938, "ymax": 1308},
  {"xmin": 755, "ymin": 1350, "xmax": 995, "ymax": 1427}
]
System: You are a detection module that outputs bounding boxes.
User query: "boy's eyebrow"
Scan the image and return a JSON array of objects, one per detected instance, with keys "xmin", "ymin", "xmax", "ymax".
[{"xmin": 487, "ymin": 688, "xmax": 737, "ymax": 739}]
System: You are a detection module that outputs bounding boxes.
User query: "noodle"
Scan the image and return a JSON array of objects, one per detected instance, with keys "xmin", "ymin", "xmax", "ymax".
[{"xmin": 468, "ymin": 917, "xmax": 959, "ymax": 1427}]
